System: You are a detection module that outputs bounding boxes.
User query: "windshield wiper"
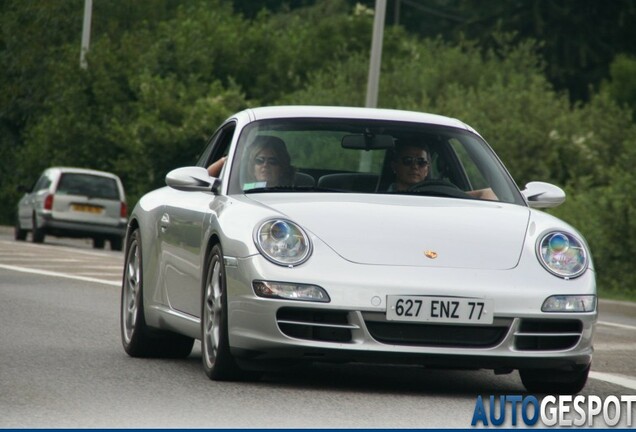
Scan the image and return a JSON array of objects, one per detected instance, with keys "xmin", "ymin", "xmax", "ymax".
[
  {"xmin": 393, "ymin": 190, "xmax": 472, "ymax": 199},
  {"xmin": 244, "ymin": 186, "xmax": 341, "ymax": 194}
]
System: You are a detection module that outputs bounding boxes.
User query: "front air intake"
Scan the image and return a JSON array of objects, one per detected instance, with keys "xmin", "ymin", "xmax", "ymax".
[
  {"xmin": 276, "ymin": 307, "xmax": 357, "ymax": 343},
  {"xmin": 514, "ymin": 319, "xmax": 583, "ymax": 351}
]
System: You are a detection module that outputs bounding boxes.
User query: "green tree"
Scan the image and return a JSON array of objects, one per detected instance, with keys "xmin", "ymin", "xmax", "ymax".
[
  {"xmin": 603, "ymin": 54, "xmax": 636, "ymax": 119},
  {"xmin": 5, "ymin": 0, "xmax": 374, "ymax": 208}
]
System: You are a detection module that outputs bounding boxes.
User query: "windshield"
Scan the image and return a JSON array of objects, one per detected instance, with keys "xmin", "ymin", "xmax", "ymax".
[{"xmin": 227, "ymin": 119, "xmax": 524, "ymax": 205}]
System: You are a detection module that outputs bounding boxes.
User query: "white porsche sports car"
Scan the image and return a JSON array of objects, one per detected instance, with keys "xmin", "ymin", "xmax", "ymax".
[{"xmin": 120, "ymin": 106, "xmax": 596, "ymax": 393}]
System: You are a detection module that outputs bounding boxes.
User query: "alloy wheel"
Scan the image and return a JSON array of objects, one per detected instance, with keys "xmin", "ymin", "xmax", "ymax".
[
  {"xmin": 202, "ymin": 257, "xmax": 222, "ymax": 369},
  {"xmin": 122, "ymin": 240, "xmax": 140, "ymax": 343}
]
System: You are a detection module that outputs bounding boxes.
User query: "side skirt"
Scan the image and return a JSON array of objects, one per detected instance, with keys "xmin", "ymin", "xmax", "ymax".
[{"xmin": 148, "ymin": 304, "xmax": 201, "ymax": 340}]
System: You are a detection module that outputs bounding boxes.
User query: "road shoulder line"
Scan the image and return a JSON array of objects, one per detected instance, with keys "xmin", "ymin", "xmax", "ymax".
[
  {"xmin": 597, "ymin": 320, "xmax": 636, "ymax": 331},
  {"xmin": 0, "ymin": 263, "xmax": 119, "ymax": 287},
  {"xmin": 589, "ymin": 371, "xmax": 636, "ymax": 391}
]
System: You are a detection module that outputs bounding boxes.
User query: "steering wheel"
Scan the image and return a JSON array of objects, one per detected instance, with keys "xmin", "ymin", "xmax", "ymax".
[{"xmin": 407, "ymin": 179, "xmax": 471, "ymax": 199}]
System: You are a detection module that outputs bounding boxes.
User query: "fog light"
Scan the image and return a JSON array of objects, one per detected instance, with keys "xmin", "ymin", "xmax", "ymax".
[
  {"xmin": 253, "ymin": 281, "xmax": 330, "ymax": 302},
  {"xmin": 542, "ymin": 295, "xmax": 596, "ymax": 312}
]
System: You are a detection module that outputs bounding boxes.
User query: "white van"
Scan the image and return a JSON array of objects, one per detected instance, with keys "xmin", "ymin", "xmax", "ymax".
[{"xmin": 15, "ymin": 167, "xmax": 127, "ymax": 250}]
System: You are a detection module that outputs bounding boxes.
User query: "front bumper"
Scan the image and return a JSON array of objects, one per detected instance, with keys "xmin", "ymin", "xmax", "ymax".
[{"xmin": 224, "ymin": 253, "xmax": 597, "ymax": 372}]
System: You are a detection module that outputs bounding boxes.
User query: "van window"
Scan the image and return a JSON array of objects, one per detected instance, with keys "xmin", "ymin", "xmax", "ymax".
[{"xmin": 57, "ymin": 174, "xmax": 120, "ymax": 200}]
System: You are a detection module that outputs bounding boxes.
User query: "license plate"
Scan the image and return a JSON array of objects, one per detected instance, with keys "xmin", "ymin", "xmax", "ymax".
[
  {"xmin": 386, "ymin": 296, "xmax": 493, "ymax": 324},
  {"xmin": 71, "ymin": 204, "xmax": 103, "ymax": 214}
]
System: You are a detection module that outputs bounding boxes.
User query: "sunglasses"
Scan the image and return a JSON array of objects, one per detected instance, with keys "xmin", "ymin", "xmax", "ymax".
[
  {"xmin": 400, "ymin": 156, "xmax": 429, "ymax": 168},
  {"xmin": 254, "ymin": 156, "xmax": 280, "ymax": 166}
]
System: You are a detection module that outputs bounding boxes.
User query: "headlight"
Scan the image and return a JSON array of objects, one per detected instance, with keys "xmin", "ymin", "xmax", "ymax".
[
  {"xmin": 255, "ymin": 219, "xmax": 312, "ymax": 267},
  {"xmin": 537, "ymin": 231, "xmax": 588, "ymax": 279}
]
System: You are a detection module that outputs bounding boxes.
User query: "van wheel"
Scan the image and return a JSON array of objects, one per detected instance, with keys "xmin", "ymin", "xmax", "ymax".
[
  {"xmin": 15, "ymin": 217, "xmax": 27, "ymax": 241},
  {"xmin": 110, "ymin": 237, "xmax": 123, "ymax": 251},
  {"xmin": 31, "ymin": 214, "xmax": 45, "ymax": 243},
  {"xmin": 93, "ymin": 238, "xmax": 105, "ymax": 249}
]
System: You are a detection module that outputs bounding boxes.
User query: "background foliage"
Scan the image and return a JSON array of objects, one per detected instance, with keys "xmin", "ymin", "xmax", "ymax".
[{"xmin": 1, "ymin": 0, "xmax": 635, "ymax": 298}]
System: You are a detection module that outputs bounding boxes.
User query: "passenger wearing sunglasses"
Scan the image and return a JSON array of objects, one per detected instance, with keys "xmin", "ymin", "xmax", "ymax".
[
  {"xmin": 207, "ymin": 135, "xmax": 295, "ymax": 188},
  {"xmin": 244, "ymin": 135, "xmax": 295, "ymax": 186},
  {"xmin": 388, "ymin": 143, "xmax": 431, "ymax": 192}
]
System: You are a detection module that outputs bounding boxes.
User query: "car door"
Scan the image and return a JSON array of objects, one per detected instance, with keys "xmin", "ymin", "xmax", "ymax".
[
  {"xmin": 18, "ymin": 171, "xmax": 53, "ymax": 229},
  {"xmin": 161, "ymin": 122, "xmax": 236, "ymax": 317}
]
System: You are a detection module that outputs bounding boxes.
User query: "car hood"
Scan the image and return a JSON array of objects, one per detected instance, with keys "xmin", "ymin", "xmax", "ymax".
[{"xmin": 245, "ymin": 194, "xmax": 530, "ymax": 270}]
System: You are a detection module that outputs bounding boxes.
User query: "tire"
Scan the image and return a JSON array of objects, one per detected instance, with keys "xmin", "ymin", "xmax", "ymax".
[
  {"xmin": 110, "ymin": 236, "xmax": 123, "ymax": 251},
  {"xmin": 201, "ymin": 244, "xmax": 244, "ymax": 380},
  {"xmin": 31, "ymin": 214, "xmax": 45, "ymax": 243},
  {"xmin": 15, "ymin": 217, "xmax": 27, "ymax": 241},
  {"xmin": 93, "ymin": 238, "xmax": 105, "ymax": 249},
  {"xmin": 120, "ymin": 228, "xmax": 194, "ymax": 358},
  {"xmin": 519, "ymin": 364, "xmax": 590, "ymax": 394}
]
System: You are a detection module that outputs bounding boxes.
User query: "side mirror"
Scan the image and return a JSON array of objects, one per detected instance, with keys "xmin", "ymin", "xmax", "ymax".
[
  {"xmin": 165, "ymin": 166, "xmax": 220, "ymax": 193},
  {"xmin": 521, "ymin": 181, "xmax": 566, "ymax": 209}
]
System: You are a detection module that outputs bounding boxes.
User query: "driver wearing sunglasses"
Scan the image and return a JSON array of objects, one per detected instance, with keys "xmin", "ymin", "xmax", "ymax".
[{"xmin": 388, "ymin": 143, "xmax": 430, "ymax": 192}]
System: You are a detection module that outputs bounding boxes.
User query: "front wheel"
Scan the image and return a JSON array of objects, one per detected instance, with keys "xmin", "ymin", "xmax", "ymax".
[
  {"xmin": 120, "ymin": 228, "xmax": 194, "ymax": 358},
  {"xmin": 110, "ymin": 236, "xmax": 123, "ymax": 251},
  {"xmin": 201, "ymin": 244, "xmax": 244, "ymax": 380},
  {"xmin": 519, "ymin": 364, "xmax": 590, "ymax": 394}
]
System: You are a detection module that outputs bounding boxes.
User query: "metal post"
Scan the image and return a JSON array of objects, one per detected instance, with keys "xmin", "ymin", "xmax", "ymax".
[
  {"xmin": 365, "ymin": 0, "xmax": 387, "ymax": 109},
  {"xmin": 80, "ymin": 0, "xmax": 93, "ymax": 69},
  {"xmin": 360, "ymin": 0, "xmax": 387, "ymax": 172}
]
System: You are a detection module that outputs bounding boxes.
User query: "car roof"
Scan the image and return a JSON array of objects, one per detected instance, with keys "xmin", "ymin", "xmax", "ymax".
[
  {"xmin": 45, "ymin": 167, "xmax": 122, "ymax": 180},
  {"xmin": 244, "ymin": 106, "xmax": 474, "ymax": 131}
]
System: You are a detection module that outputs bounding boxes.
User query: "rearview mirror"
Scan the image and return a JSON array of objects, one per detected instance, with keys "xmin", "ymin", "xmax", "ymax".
[{"xmin": 342, "ymin": 134, "xmax": 395, "ymax": 151}]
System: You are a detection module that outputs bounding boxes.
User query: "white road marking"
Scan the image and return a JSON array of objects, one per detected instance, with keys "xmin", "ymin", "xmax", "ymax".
[
  {"xmin": 590, "ymin": 371, "xmax": 636, "ymax": 391},
  {"xmin": 0, "ymin": 264, "xmax": 119, "ymax": 287},
  {"xmin": 0, "ymin": 263, "xmax": 122, "ymax": 269},
  {"xmin": 0, "ymin": 258, "xmax": 82, "ymax": 262},
  {"xmin": 0, "ymin": 240, "xmax": 118, "ymax": 258},
  {"xmin": 598, "ymin": 320, "xmax": 636, "ymax": 331},
  {"xmin": 593, "ymin": 342, "xmax": 636, "ymax": 351}
]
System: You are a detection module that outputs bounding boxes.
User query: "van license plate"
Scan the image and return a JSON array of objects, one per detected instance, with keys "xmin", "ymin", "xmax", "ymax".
[{"xmin": 71, "ymin": 204, "xmax": 103, "ymax": 214}]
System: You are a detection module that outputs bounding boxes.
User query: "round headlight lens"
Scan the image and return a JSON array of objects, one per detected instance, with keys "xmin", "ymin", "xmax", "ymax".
[
  {"xmin": 255, "ymin": 219, "xmax": 312, "ymax": 266},
  {"xmin": 537, "ymin": 231, "xmax": 588, "ymax": 278}
]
